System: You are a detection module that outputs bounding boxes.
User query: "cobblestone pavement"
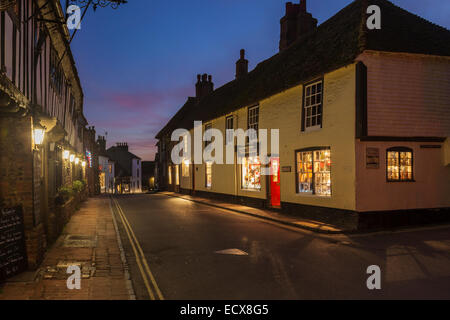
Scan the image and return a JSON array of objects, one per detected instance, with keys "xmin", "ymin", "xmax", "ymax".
[{"xmin": 0, "ymin": 197, "xmax": 134, "ymax": 300}]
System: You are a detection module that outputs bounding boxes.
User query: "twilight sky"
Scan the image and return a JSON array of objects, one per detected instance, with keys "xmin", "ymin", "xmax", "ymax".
[{"xmin": 68, "ymin": 0, "xmax": 450, "ymax": 161}]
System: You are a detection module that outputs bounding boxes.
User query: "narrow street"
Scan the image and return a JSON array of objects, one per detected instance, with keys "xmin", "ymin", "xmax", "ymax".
[{"xmin": 111, "ymin": 194, "xmax": 450, "ymax": 300}]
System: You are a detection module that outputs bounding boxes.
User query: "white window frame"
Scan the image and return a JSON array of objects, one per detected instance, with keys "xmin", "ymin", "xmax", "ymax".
[
  {"xmin": 303, "ymin": 80, "xmax": 323, "ymax": 131},
  {"xmin": 226, "ymin": 115, "xmax": 234, "ymax": 144},
  {"xmin": 296, "ymin": 148, "xmax": 331, "ymax": 197},
  {"xmin": 204, "ymin": 123, "xmax": 212, "ymax": 148},
  {"xmin": 248, "ymin": 106, "xmax": 259, "ymax": 132},
  {"xmin": 241, "ymin": 156, "xmax": 261, "ymax": 191}
]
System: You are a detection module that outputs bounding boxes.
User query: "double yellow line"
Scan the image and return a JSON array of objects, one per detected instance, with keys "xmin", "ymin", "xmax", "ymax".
[{"xmin": 112, "ymin": 196, "xmax": 164, "ymax": 300}]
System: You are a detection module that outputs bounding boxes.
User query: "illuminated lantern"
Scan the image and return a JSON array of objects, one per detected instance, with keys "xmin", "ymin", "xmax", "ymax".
[
  {"xmin": 33, "ymin": 123, "xmax": 45, "ymax": 146},
  {"xmin": 63, "ymin": 150, "xmax": 70, "ymax": 160}
]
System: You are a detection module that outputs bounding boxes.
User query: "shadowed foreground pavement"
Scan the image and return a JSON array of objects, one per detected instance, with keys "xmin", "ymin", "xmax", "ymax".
[
  {"xmin": 0, "ymin": 197, "xmax": 132, "ymax": 300},
  {"xmin": 114, "ymin": 194, "xmax": 450, "ymax": 300}
]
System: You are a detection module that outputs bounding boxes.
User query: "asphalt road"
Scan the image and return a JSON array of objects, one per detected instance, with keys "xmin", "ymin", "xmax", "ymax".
[{"xmin": 111, "ymin": 194, "xmax": 450, "ymax": 300}]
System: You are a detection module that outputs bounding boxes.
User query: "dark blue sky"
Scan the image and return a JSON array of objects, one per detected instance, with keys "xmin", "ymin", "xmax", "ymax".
[{"xmin": 69, "ymin": 0, "xmax": 450, "ymax": 160}]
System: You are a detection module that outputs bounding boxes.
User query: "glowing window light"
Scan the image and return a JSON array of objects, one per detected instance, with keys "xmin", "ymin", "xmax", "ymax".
[
  {"xmin": 63, "ymin": 150, "xmax": 70, "ymax": 160},
  {"xmin": 70, "ymin": 154, "xmax": 75, "ymax": 163},
  {"xmin": 33, "ymin": 125, "xmax": 45, "ymax": 145},
  {"xmin": 75, "ymin": 157, "xmax": 80, "ymax": 165},
  {"xmin": 86, "ymin": 150, "xmax": 92, "ymax": 168},
  {"xmin": 82, "ymin": 161, "xmax": 86, "ymax": 168}
]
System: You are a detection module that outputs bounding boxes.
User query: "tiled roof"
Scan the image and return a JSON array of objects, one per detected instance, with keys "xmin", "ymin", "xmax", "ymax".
[{"xmin": 156, "ymin": 0, "xmax": 450, "ymax": 139}]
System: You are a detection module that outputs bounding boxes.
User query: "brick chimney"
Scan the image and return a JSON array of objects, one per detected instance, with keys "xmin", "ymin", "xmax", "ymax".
[
  {"xmin": 116, "ymin": 142, "xmax": 129, "ymax": 151},
  {"xmin": 195, "ymin": 73, "xmax": 214, "ymax": 100},
  {"xmin": 235, "ymin": 49, "xmax": 249, "ymax": 80},
  {"xmin": 279, "ymin": 0, "xmax": 317, "ymax": 51},
  {"xmin": 97, "ymin": 135, "xmax": 106, "ymax": 152}
]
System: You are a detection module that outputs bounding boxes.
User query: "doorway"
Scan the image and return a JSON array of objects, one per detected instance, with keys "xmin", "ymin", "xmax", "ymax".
[{"xmin": 270, "ymin": 158, "xmax": 281, "ymax": 207}]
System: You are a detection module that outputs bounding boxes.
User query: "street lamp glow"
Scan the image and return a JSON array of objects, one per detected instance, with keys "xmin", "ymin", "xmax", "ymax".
[
  {"xmin": 70, "ymin": 154, "xmax": 75, "ymax": 163},
  {"xmin": 63, "ymin": 150, "xmax": 70, "ymax": 160},
  {"xmin": 33, "ymin": 126, "xmax": 45, "ymax": 146}
]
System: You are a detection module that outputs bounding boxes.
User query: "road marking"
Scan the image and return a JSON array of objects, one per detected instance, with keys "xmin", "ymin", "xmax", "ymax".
[
  {"xmin": 215, "ymin": 249, "xmax": 249, "ymax": 256},
  {"xmin": 112, "ymin": 197, "xmax": 164, "ymax": 300},
  {"xmin": 112, "ymin": 197, "xmax": 155, "ymax": 300}
]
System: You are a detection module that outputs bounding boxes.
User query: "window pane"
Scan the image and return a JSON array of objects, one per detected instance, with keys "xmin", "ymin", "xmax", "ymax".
[
  {"xmin": 242, "ymin": 157, "xmax": 261, "ymax": 190},
  {"xmin": 399, "ymin": 151, "xmax": 413, "ymax": 181},
  {"xmin": 304, "ymin": 81, "xmax": 323, "ymax": 129},
  {"xmin": 297, "ymin": 151, "xmax": 313, "ymax": 193},
  {"xmin": 387, "ymin": 151, "xmax": 399, "ymax": 181},
  {"xmin": 206, "ymin": 162, "xmax": 212, "ymax": 188}
]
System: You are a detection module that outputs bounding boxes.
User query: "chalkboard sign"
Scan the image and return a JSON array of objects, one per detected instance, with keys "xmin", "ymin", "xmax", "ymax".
[{"xmin": 0, "ymin": 206, "xmax": 28, "ymax": 283}]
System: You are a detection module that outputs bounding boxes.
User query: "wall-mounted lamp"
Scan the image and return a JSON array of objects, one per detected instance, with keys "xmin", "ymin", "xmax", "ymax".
[
  {"xmin": 70, "ymin": 154, "xmax": 75, "ymax": 163},
  {"xmin": 33, "ymin": 123, "xmax": 46, "ymax": 146},
  {"xmin": 63, "ymin": 150, "xmax": 70, "ymax": 160}
]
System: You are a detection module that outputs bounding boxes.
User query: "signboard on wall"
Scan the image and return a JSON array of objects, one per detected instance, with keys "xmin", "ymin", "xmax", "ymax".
[
  {"xmin": 366, "ymin": 148, "xmax": 380, "ymax": 169},
  {"xmin": 0, "ymin": 206, "xmax": 28, "ymax": 283}
]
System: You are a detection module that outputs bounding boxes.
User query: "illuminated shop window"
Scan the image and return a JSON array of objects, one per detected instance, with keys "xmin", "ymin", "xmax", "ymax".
[
  {"xmin": 205, "ymin": 162, "xmax": 212, "ymax": 189},
  {"xmin": 296, "ymin": 148, "xmax": 331, "ymax": 196},
  {"xmin": 182, "ymin": 160, "xmax": 190, "ymax": 177},
  {"xmin": 387, "ymin": 147, "xmax": 413, "ymax": 182},
  {"xmin": 175, "ymin": 165, "xmax": 180, "ymax": 185},
  {"xmin": 242, "ymin": 157, "xmax": 261, "ymax": 190},
  {"xmin": 168, "ymin": 166, "xmax": 172, "ymax": 185}
]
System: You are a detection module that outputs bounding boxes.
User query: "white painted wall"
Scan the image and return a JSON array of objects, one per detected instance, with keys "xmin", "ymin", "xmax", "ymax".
[{"xmin": 131, "ymin": 158, "xmax": 142, "ymax": 193}]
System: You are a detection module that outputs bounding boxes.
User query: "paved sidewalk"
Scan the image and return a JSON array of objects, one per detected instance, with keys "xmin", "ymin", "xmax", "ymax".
[
  {"xmin": 0, "ymin": 197, "xmax": 134, "ymax": 300},
  {"xmin": 161, "ymin": 192, "xmax": 348, "ymax": 234}
]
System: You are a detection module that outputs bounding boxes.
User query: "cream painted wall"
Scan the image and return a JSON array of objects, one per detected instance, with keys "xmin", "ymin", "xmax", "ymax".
[
  {"xmin": 261, "ymin": 64, "xmax": 357, "ymax": 210},
  {"xmin": 355, "ymin": 141, "xmax": 450, "ymax": 211},
  {"xmin": 178, "ymin": 64, "xmax": 357, "ymax": 208},
  {"xmin": 184, "ymin": 115, "xmax": 267, "ymax": 199}
]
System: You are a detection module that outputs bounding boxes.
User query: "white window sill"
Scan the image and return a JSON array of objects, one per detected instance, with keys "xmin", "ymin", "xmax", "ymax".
[
  {"xmin": 241, "ymin": 188, "xmax": 262, "ymax": 192},
  {"xmin": 304, "ymin": 125, "xmax": 322, "ymax": 133},
  {"xmin": 296, "ymin": 193, "xmax": 331, "ymax": 198}
]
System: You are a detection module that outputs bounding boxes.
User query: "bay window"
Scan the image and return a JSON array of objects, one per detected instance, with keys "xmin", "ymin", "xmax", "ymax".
[
  {"xmin": 242, "ymin": 157, "xmax": 261, "ymax": 190},
  {"xmin": 296, "ymin": 148, "xmax": 331, "ymax": 196}
]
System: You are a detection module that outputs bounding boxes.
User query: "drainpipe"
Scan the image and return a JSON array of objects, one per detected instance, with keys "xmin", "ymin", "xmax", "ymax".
[{"xmin": 234, "ymin": 114, "xmax": 238, "ymax": 202}]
